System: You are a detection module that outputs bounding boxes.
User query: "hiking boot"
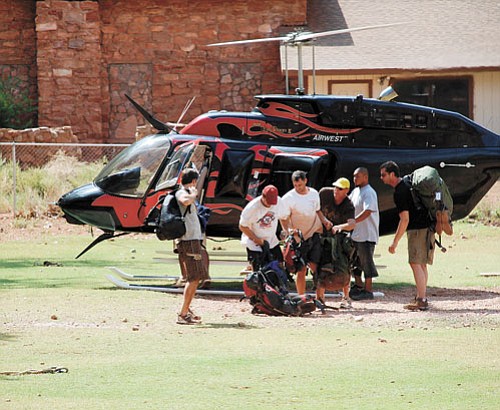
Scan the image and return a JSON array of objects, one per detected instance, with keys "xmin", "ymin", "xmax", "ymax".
[
  {"xmin": 350, "ymin": 289, "xmax": 374, "ymax": 301},
  {"xmin": 404, "ymin": 298, "xmax": 429, "ymax": 311},
  {"xmin": 436, "ymin": 210, "xmax": 453, "ymax": 236},
  {"xmin": 176, "ymin": 313, "xmax": 201, "ymax": 325}
]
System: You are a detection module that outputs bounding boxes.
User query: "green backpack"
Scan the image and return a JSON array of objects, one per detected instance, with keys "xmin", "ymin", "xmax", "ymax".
[{"xmin": 404, "ymin": 166, "xmax": 453, "ymax": 236}]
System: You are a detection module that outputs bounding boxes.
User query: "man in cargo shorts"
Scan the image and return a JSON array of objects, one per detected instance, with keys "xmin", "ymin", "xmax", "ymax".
[
  {"xmin": 175, "ymin": 168, "xmax": 210, "ymax": 324},
  {"xmin": 380, "ymin": 161, "xmax": 434, "ymax": 311}
]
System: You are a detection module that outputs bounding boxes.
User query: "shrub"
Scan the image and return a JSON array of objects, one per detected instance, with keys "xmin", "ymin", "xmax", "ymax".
[
  {"xmin": 0, "ymin": 76, "xmax": 37, "ymax": 129},
  {"xmin": 0, "ymin": 151, "xmax": 105, "ymax": 216}
]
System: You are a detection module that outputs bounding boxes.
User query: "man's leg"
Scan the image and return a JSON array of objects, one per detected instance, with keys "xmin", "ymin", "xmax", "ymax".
[
  {"xmin": 180, "ymin": 279, "xmax": 198, "ymax": 316},
  {"xmin": 409, "ymin": 263, "xmax": 427, "ymax": 299},
  {"xmin": 316, "ymin": 284, "xmax": 325, "ymax": 303},
  {"xmin": 295, "ymin": 266, "xmax": 307, "ymax": 295}
]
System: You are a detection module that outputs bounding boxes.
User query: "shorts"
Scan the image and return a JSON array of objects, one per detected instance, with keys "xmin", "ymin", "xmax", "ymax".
[
  {"xmin": 299, "ymin": 233, "xmax": 322, "ymax": 267},
  {"xmin": 353, "ymin": 241, "xmax": 379, "ymax": 279},
  {"xmin": 177, "ymin": 240, "xmax": 209, "ymax": 282},
  {"xmin": 247, "ymin": 244, "xmax": 283, "ymax": 271},
  {"xmin": 407, "ymin": 228, "xmax": 434, "ymax": 265}
]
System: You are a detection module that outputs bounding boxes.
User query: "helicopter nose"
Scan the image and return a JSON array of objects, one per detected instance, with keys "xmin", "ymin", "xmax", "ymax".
[{"xmin": 57, "ymin": 183, "xmax": 113, "ymax": 228}]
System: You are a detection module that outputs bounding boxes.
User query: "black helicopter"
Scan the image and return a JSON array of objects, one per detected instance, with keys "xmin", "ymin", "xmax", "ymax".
[{"xmin": 57, "ymin": 24, "xmax": 500, "ymax": 258}]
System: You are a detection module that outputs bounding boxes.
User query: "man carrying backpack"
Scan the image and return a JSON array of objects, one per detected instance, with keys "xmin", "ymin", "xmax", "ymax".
[
  {"xmin": 175, "ymin": 168, "xmax": 209, "ymax": 324},
  {"xmin": 380, "ymin": 161, "xmax": 434, "ymax": 311}
]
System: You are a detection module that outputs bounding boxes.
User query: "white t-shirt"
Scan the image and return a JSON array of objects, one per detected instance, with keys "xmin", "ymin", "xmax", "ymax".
[
  {"xmin": 175, "ymin": 187, "xmax": 203, "ymax": 241},
  {"xmin": 239, "ymin": 196, "xmax": 286, "ymax": 251},
  {"xmin": 349, "ymin": 184, "xmax": 380, "ymax": 244},
  {"xmin": 282, "ymin": 188, "xmax": 322, "ymax": 240}
]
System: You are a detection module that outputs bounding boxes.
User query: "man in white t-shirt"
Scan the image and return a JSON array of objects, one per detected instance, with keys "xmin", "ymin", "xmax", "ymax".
[
  {"xmin": 349, "ymin": 167, "xmax": 380, "ymax": 300},
  {"xmin": 239, "ymin": 185, "xmax": 287, "ymax": 271},
  {"xmin": 281, "ymin": 170, "xmax": 331, "ymax": 295}
]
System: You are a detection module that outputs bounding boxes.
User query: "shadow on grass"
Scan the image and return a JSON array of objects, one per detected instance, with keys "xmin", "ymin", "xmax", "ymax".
[
  {"xmin": 0, "ymin": 258, "xmax": 112, "ymax": 271},
  {"xmin": 0, "ymin": 333, "xmax": 18, "ymax": 342},
  {"xmin": 200, "ymin": 323, "xmax": 261, "ymax": 329}
]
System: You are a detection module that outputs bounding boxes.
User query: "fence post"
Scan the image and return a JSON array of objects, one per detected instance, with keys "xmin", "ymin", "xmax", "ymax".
[{"xmin": 12, "ymin": 141, "xmax": 16, "ymax": 217}]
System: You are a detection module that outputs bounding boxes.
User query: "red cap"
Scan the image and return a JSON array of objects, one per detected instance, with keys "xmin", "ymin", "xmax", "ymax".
[{"xmin": 262, "ymin": 185, "xmax": 278, "ymax": 205}]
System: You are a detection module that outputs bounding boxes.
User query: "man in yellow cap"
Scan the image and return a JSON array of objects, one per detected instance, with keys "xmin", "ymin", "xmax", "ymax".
[{"xmin": 317, "ymin": 177, "xmax": 355, "ymax": 305}]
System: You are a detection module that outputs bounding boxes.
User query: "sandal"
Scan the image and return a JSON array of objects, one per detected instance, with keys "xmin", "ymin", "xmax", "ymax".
[
  {"xmin": 188, "ymin": 309, "xmax": 201, "ymax": 321},
  {"xmin": 176, "ymin": 313, "xmax": 201, "ymax": 325}
]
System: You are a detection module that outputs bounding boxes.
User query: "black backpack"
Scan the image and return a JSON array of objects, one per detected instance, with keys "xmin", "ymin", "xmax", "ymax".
[
  {"xmin": 155, "ymin": 189, "xmax": 190, "ymax": 241},
  {"xmin": 243, "ymin": 261, "xmax": 317, "ymax": 316}
]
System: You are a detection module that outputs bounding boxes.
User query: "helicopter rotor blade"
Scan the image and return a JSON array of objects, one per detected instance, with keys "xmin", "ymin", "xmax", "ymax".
[
  {"xmin": 208, "ymin": 36, "xmax": 289, "ymax": 47},
  {"xmin": 125, "ymin": 93, "xmax": 174, "ymax": 133},
  {"xmin": 295, "ymin": 22, "xmax": 407, "ymax": 42},
  {"xmin": 208, "ymin": 22, "xmax": 407, "ymax": 47}
]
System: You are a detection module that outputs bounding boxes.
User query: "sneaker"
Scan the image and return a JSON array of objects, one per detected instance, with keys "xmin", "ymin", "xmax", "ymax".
[
  {"xmin": 176, "ymin": 313, "xmax": 201, "ymax": 325},
  {"xmin": 174, "ymin": 278, "xmax": 186, "ymax": 288},
  {"xmin": 350, "ymin": 289, "xmax": 374, "ymax": 301},
  {"xmin": 404, "ymin": 298, "xmax": 429, "ymax": 311},
  {"xmin": 349, "ymin": 284, "xmax": 363, "ymax": 297},
  {"xmin": 339, "ymin": 298, "xmax": 352, "ymax": 309},
  {"xmin": 199, "ymin": 279, "xmax": 211, "ymax": 289}
]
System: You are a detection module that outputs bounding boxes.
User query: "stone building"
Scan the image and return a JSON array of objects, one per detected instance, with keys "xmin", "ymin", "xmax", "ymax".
[
  {"xmin": 1, "ymin": 0, "xmax": 499, "ymax": 143},
  {"xmin": 1, "ymin": 0, "xmax": 305, "ymax": 142}
]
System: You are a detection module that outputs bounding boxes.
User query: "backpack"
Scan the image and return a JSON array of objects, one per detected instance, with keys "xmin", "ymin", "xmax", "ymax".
[
  {"xmin": 283, "ymin": 231, "xmax": 306, "ymax": 273},
  {"xmin": 242, "ymin": 260, "xmax": 317, "ymax": 316},
  {"xmin": 403, "ymin": 166, "xmax": 454, "ymax": 236},
  {"xmin": 155, "ymin": 189, "xmax": 190, "ymax": 241},
  {"xmin": 316, "ymin": 233, "xmax": 355, "ymax": 291}
]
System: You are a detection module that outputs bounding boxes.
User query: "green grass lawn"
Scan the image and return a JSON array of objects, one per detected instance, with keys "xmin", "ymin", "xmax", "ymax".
[{"xmin": 1, "ymin": 220, "xmax": 499, "ymax": 409}]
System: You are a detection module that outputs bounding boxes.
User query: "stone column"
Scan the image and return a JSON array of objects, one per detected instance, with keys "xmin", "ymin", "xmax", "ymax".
[{"xmin": 36, "ymin": 0, "xmax": 104, "ymax": 141}]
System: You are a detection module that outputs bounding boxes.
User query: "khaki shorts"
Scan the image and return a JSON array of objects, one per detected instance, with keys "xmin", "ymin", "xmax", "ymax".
[{"xmin": 407, "ymin": 228, "xmax": 434, "ymax": 265}]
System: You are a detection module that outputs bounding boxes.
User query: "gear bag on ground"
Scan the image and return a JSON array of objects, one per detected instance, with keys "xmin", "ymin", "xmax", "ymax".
[{"xmin": 243, "ymin": 260, "xmax": 317, "ymax": 316}]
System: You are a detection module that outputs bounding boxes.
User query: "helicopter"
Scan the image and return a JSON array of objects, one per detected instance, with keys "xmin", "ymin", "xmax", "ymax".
[{"xmin": 57, "ymin": 24, "xmax": 500, "ymax": 259}]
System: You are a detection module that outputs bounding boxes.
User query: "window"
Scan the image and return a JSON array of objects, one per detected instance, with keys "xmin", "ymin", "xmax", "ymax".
[
  {"xmin": 215, "ymin": 150, "xmax": 254, "ymax": 198},
  {"xmin": 393, "ymin": 78, "xmax": 471, "ymax": 118}
]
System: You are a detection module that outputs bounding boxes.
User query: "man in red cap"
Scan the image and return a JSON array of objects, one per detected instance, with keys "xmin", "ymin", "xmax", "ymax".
[{"xmin": 239, "ymin": 185, "xmax": 287, "ymax": 271}]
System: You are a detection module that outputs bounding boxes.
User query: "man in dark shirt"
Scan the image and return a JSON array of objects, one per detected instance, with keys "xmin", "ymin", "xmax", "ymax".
[
  {"xmin": 318, "ymin": 177, "xmax": 355, "ymax": 306},
  {"xmin": 380, "ymin": 161, "xmax": 434, "ymax": 311}
]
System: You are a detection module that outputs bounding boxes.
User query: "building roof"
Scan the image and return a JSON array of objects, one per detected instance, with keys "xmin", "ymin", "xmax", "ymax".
[{"xmin": 280, "ymin": 0, "xmax": 500, "ymax": 72}]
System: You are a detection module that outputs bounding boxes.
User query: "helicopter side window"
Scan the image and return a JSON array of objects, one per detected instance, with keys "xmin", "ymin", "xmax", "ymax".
[
  {"xmin": 215, "ymin": 150, "xmax": 254, "ymax": 198},
  {"xmin": 415, "ymin": 114, "xmax": 428, "ymax": 129},
  {"xmin": 155, "ymin": 142, "xmax": 195, "ymax": 191},
  {"xmin": 269, "ymin": 152, "xmax": 329, "ymax": 195}
]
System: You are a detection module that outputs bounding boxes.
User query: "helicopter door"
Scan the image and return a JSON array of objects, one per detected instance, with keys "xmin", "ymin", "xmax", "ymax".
[{"xmin": 268, "ymin": 148, "xmax": 329, "ymax": 196}]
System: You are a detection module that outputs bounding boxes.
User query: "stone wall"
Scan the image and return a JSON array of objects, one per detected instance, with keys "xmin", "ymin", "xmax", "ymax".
[
  {"xmin": 0, "ymin": 126, "xmax": 77, "ymax": 143},
  {"xmin": 27, "ymin": 0, "xmax": 306, "ymax": 143}
]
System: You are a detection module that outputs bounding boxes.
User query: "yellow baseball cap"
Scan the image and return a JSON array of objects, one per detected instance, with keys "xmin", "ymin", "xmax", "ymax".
[{"xmin": 332, "ymin": 177, "xmax": 350, "ymax": 190}]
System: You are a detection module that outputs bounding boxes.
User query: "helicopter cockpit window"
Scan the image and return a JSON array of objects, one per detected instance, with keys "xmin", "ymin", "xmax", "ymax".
[
  {"xmin": 94, "ymin": 134, "xmax": 171, "ymax": 197},
  {"xmin": 155, "ymin": 142, "xmax": 195, "ymax": 190}
]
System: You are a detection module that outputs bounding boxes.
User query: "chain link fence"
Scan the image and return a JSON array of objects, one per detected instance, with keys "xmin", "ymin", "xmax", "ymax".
[{"xmin": 0, "ymin": 142, "xmax": 130, "ymax": 216}]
